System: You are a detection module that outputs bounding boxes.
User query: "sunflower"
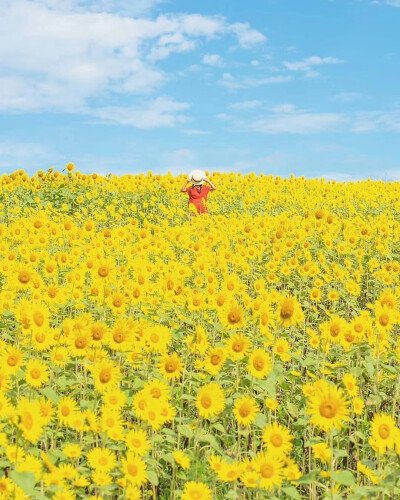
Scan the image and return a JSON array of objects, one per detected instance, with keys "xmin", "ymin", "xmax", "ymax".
[
  {"xmin": 319, "ymin": 316, "xmax": 348, "ymax": 346},
  {"xmin": 31, "ymin": 329, "xmax": 56, "ymax": 351},
  {"xmin": 91, "ymin": 321, "xmax": 109, "ymax": 344},
  {"xmin": 274, "ymin": 338, "xmax": 291, "ymax": 362},
  {"xmin": 102, "ymin": 388, "xmax": 127, "ymax": 410},
  {"xmin": 181, "ymin": 481, "xmax": 212, "ymax": 500},
  {"xmin": 144, "ymin": 324, "xmax": 172, "ymax": 353},
  {"xmin": 233, "ymin": 396, "xmax": 259, "ymax": 426},
  {"xmin": 226, "ymin": 333, "xmax": 251, "ymax": 361},
  {"xmin": 248, "ymin": 349, "xmax": 272, "ymax": 379},
  {"xmin": 218, "ymin": 301, "xmax": 247, "ymax": 330},
  {"xmin": 374, "ymin": 304, "xmax": 396, "ymax": 335},
  {"xmin": 203, "ymin": 346, "xmax": 226, "ymax": 375},
  {"xmin": 196, "ymin": 382, "xmax": 226, "ymax": 419},
  {"xmin": 92, "ymin": 359, "xmax": 121, "ymax": 393},
  {"xmin": 2, "ymin": 345, "xmax": 24, "ymax": 375},
  {"xmin": 0, "ymin": 393, "xmax": 13, "ymax": 418},
  {"xmin": 101, "ymin": 409, "xmax": 124, "ymax": 439},
  {"xmin": 352, "ymin": 397, "xmax": 365, "ymax": 415},
  {"xmin": 50, "ymin": 346, "xmax": 70, "ymax": 367},
  {"xmin": 57, "ymin": 396, "xmax": 79, "ymax": 426},
  {"xmin": 17, "ymin": 397, "xmax": 45, "ymax": 443},
  {"xmin": 311, "ymin": 442, "xmax": 331, "ymax": 463},
  {"xmin": 306, "ymin": 381, "xmax": 350, "ymax": 431},
  {"xmin": 172, "ymin": 450, "xmax": 190, "ymax": 470},
  {"xmin": 377, "ymin": 289, "xmax": 400, "ymax": 312},
  {"xmin": 369, "ymin": 413, "xmax": 397, "ymax": 453},
  {"xmin": 25, "ymin": 302, "xmax": 50, "ymax": 333},
  {"xmin": 108, "ymin": 318, "xmax": 134, "ymax": 351},
  {"xmin": 158, "ymin": 352, "xmax": 184, "ymax": 381},
  {"xmin": 262, "ymin": 422, "xmax": 293, "ymax": 457},
  {"xmin": 38, "ymin": 397, "xmax": 55, "ymax": 426},
  {"xmin": 67, "ymin": 328, "xmax": 93, "ymax": 357},
  {"xmin": 87, "ymin": 448, "xmax": 117, "ymax": 473},
  {"xmin": 125, "ymin": 428, "xmax": 151, "ymax": 456},
  {"xmin": 217, "ymin": 460, "xmax": 245, "ymax": 482},
  {"xmin": 142, "ymin": 379, "xmax": 171, "ymax": 402},
  {"xmin": 121, "ymin": 453, "xmax": 147, "ymax": 486},
  {"xmin": 25, "ymin": 359, "xmax": 49, "ymax": 388},
  {"xmin": 275, "ymin": 295, "xmax": 304, "ymax": 328},
  {"xmin": 251, "ymin": 451, "xmax": 285, "ymax": 491},
  {"xmin": 62, "ymin": 444, "xmax": 83, "ymax": 459},
  {"xmin": 342, "ymin": 373, "xmax": 359, "ymax": 397}
]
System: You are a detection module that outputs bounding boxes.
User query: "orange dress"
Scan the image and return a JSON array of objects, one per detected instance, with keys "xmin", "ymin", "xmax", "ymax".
[{"xmin": 186, "ymin": 185, "xmax": 211, "ymax": 214}]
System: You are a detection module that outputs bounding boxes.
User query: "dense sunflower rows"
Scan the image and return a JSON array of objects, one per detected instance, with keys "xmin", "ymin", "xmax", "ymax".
[{"xmin": 1, "ymin": 166, "xmax": 400, "ymax": 499}]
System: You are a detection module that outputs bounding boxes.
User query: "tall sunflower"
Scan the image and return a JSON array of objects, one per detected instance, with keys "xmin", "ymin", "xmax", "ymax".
[
  {"xmin": 275, "ymin": 295, "xmax": 304, "ymax": 328},
  {"xmin": 251, "ymin": 451, "xmax": 285, "ymax": 491},
  {"xmin": 181, "ymin": 481, "xmax": 212, "ymax": 500},
  {"xmin": 369, "ymin": 413, "xmax": 397, "ymax": 454},
  {"xmin": 262, "ymin": 422, "xmax": 293, "ymax": 457},
  {"xmin": 248, "ymin": 349, "xmax": 272, "ymax": 379},
  {"xmin": 196, "ymin": 382, "xmax": 226, "ymax": 419},
  {"xmin": 233, "ymin": 396, "xmax": 259, "ymax": 427},
  {"xmin": 306, "ymin": 381, "xmax": 350, "ymax": 431}
]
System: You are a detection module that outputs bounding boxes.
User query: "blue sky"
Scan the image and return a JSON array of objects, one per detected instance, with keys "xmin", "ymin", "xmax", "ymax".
[{"xmin": 0, "ymin": 0, "xmax": 399, "ymax": 179}]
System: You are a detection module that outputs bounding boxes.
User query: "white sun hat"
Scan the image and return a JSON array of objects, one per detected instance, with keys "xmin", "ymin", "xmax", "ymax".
[{"xmin": 189, "ymin": 169, "xmax": 206, "ymax": 186}]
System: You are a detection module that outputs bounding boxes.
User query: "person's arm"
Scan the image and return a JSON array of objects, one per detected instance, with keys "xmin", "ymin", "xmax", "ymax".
[
  {"xmin": 180, "ymin": 179, "xmax": 191, "ymax": 193},
  {"xmin": 204, "ymin": 176, "xmax": 216, "ymax": 191}
]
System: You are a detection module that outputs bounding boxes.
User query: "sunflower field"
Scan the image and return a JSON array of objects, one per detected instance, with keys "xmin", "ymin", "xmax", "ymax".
[{"xmin": 1, "ymin": 165, "xmax": 400, "ymax": 499}]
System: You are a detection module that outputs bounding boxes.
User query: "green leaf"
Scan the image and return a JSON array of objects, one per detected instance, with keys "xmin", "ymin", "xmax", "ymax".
[
  {"xmin": 331, "ymin": 470, "xmax": 355, "ymax": 486},
  {"xmin": 213, "ymin": 423, "xmax": 226, "ymax": 433},
  {"xmin": 177, "ymin": 424, "xmax": 194, "ymax": 438},
  {"xmin": 147, "ymin": 470, "xmax": 159, "ymax": 486},
  {"xmin": 281, "ymin": 485, "xmax": 302, "ymax": 499},
  {"xmin": 10, "ymin": 471, "xmax": 36, "ymax": 494},
  {"xmin": 296, "ymin": 470, "xmax": 319, "ymax": 485},
  {"xmin": 253, "ymin": 413, "xmax": 267, "ymax": 428}
]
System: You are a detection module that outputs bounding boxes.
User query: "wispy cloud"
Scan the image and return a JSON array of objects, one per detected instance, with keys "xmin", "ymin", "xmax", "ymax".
[
  {"xmin": 351, "ymin": 110, "xmax": 400, "ymax": 132},
  {"xmin": 332, "ymin": 92, "xmax": 366, "ymax": 102},
  {"xmin": 228, "ymin": 100, "xmax": 263, "ymax": 110},
  {"xmin": 283, "ymin": 56, "xmax": 344, "ymax": 77},
  {"xmin": 221, "ymin": 105, "xmax": 400, "ymax": 135},
  {"xmin": 181, "ymin": 128, "xmax": 211, "ymax": 135},
  {"xmin": 88, "ymin": 97, "xmax": 190, "ymax": 128},
  {"xmin": 202, "ymin": 54, "xmax": 224, "ymax": 66},
  {"xmin": 0, "ymin": 141, "xmax": 61, "ymax": 170},
  {"xmin": 370, "ymin": 0, "xmax": 400, "ymax": 6},
  {"xmin": 251, "ymin": 112, "xmax": 344, "ymax": 134},
  {"xmin": 217, "ymin": 72, "xmax": 291, "ymax": 89}
]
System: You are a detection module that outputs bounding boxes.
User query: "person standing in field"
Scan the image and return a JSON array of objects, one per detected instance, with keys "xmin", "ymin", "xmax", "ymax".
[{"xmin": 180, "ymin": 170, "xmax": 216, "ymax": 216}]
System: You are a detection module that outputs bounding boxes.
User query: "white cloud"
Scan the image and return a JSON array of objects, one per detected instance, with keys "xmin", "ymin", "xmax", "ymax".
[
  {"xmin": 0, "ymin": 141, "xmax": 60, "ymax": 171},
  {"xmin": 88, "ymin": 97, "xmax": 190, "ymax": 128},
  {"xmin": 202, "ymin": 54, "xmax": 224, "ymax": 66},
  {"xmin": 219, "ymin": 102, "xmax": 400, "ymax": 136},
  {"xmin": 181, "ymin": 129, "xmax": 211, "ymax": 135},
  {"xmin": 0, "ymin": 0, "xmax": 266, "ymax": 119},
  {"xmin": 283, "ymin": 56, "xmax": 344, "ymax": 77},
  {"xmin": 161, "ymin": 148, "xmax": 196, "ymax": 175},
  {"xmin": 269, "ymin": 104, "xmax": 297, "ymax": 113},
  {"xmin": 250, "ymin": 112, "xmax": 344, "ymax": 134},
  {"xmin": 332, "ymin": 92, "xmax": 365, "ymax": 102},
  {"xmin": 320, "ymin": 172, "xmax": 364, "ymax": 182},
  {"xmin": 27, "ymin": 0, "xmax": 166, "ymax": 15},
  {"xmin": 370, "ymin": 0, "xmax": 400, "ymax": 6},
  {"xmin": 217, "ymin": 72, "xmax": 291, "ymax": 89},
  {"xmin": 228, "ymin": 22, "xmax": 267, "ymax": 48},
  {"xmin": 229, "ymin": 100, "xmax": 263, "ymax": 110},
  {"xmin": 351, "ymin": 111, "xmax": 400, "ymax": 132},
  {"xmin": 216, "ymin": 113, "xmax": 232, "ymax": 121}
]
